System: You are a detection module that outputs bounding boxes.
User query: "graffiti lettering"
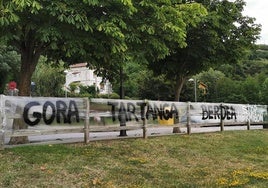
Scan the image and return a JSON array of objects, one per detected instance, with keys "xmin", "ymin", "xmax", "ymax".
[
  {"xmin": 202, "ymin": 105, "xmax": 237, "ymax": 120},
  {"xmin": 108, "ymin": 102, "xmax": 142, "ymax": 122},
  {"xmin": 23, "ymin": 100, "xmax": 79, "ymax": 126},
  {"xmin": 146, "ymin": 103, "xmax": 178, "ymax": 120},
  {"xmin": 108, "ymin": 101, "xmax": 179, "ymax": 122}
]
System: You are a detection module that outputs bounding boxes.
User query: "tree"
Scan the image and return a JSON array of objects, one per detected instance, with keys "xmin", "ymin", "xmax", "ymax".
[
  {"xmin": 0, "ymin": 0, "xmax": 207, "ymax": 97},
  {"xmin": 249, "ymin": 44, "xmax": 268, "ymax": 60},
  {"xmin": 79, "ymin": 85, "xmax": 97, "ymax": 98},
  {"xmin": 0, "ymin": 0, "xmax": 207, "ymax": 143},
  {"xmin": 149, "ymin": 0, "xmax": 261, "ymax": 101},
  {"xmin": 179, "ymin": 44, "xmax": 268, "ymax": 104},
  {"xmin": 242, "ymin": 76, "xmax": 260, "ymax": 104},
  {"xmin": 260, "ymin": 78, "xmax": 268, "ymax": 105},
  {"xmin": 215, "ymin": 77, "xmax": 246, "ymax": 103},
  {"xmin": 31, "ymin": 57, "xmax": 65, "ymax": 97},
  {"xmin": 0, "ymin": 0, "xmax": 132, "ymax": 96},
  {"xmin": 89, "ymin": 1, "xmax": 207, "ymax": 94},
  {"xmin": 193, "ymin": 68, "xmax": 225, "ymax": 102},
  {"xmin": 137, "ymin": 70, "xmax": 175, "ymax": 101},
  {"xmin": 0, "ymin": 45, "xmax": 20, "ymax": 93}
]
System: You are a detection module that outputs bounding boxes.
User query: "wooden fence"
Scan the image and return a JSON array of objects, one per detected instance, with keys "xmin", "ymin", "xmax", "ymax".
[{"xmin": 1, "ymin": 96, "xmax": 267, "ymax": 149}]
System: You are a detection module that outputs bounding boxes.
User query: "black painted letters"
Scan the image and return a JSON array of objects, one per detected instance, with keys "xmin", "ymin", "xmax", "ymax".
[
  {"xmin": 202, "ymin": 105, "xmax": 237, "ymax": 120},
  {"xmin": 23, "ymin": 100, "xmax": 80, "ymax": 126},
  {"xmin": 108, "ymin": 101, "xmax": 179, "ymax": 122}
]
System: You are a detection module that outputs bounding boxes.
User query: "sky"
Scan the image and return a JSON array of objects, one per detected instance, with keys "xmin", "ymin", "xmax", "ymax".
[{"xmin": 242, "ymin": 0, "xmax": 268, "ymax": 44}]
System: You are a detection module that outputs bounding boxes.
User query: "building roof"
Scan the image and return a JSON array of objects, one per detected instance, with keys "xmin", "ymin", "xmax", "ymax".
[{"xmin": 69, "ymin": 63, "xmax": 87, "ymax": 68}]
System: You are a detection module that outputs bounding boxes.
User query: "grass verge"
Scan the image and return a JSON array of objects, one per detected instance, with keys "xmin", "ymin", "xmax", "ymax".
[{"xmin": 0, "ymin": 130, "xmax": 267, "ymax": 187}]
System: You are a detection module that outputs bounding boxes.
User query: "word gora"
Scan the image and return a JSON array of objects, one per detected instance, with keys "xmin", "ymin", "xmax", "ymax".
[{"xmin": 23, "ymin": 100, "xmax": 80, "ymax": 126}]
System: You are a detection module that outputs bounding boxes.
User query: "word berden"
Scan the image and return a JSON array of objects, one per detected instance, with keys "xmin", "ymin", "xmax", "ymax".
[
  {"xmin": 201, "ymin": 104, "xmax": 237, "ymax": 120},
  {"xmin": 23, "ymin": 100, "xmax": 80, "ymax": 126},
  {"xmin": 108, "ymin": 101, "xmax": 179, "ymax": 122}
]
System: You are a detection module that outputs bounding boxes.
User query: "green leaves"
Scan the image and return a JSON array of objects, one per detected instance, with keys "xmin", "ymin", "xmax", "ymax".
[
  {"xmin": 11, "ymin": 0, "xmax": 42, "ymax": 13},
  {"xmin": 82, "ymin": 0, "xmax": 99, "ymax": 6},
  {"xmin": 139, "ymin": 25, "xmax": 155, "ymax": 35},
  {"xmin": 97, "ymin": 22, "xmax": 125, "ymax": 38},
  {"xmin": 0, "ymin": 6, "xmax": 19, "ymax": 26},
  {"xmin": 47, "ymin": 1, "xmax": 93, "ymax": 32},
  {"xmin": 178, "ymin": 3, "xmax": 208, "ymax": 27},
  {"xmin": 0, "ymin": 0, "xmax": 209, "ymax": 96},
  {"xmin": 1, "ymin": 0, "xmax": 208, "ymax": 63},
  {"xmin": 148, "ymin": 0, "xmax": 261, "ymax": 101},
  {"xmin": 0, "ymin": 45, "xmax": 20, "ymax": 92}
]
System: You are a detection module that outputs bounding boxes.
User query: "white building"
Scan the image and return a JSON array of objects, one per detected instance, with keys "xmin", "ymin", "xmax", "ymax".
[{"xmin": 64, "ymin": 63, "xmax": 112, "ymax": 94}]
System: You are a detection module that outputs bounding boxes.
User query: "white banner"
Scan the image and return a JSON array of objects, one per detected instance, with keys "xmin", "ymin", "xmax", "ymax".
[
  {"xmin": 90, "ymin": 99, "xmax": 188, "ymax": 123},
  {"xmin": 91, "ymin": 99, "xmax": 267, "ymax": 124},
  {"xmin": 0, "ymin": 96, "xmax": 267, "ymax": 129},
  {"xmin": 1, "ymin": 95, "xmax": 87, "ymax": 128},
  {"xmin": 188, "ymin": 103, "xmax": 267, "ymax": 123}
]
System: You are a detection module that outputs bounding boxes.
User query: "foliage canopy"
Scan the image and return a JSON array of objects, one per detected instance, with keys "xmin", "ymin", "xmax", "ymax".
[
  {"xmin": 148, "ymin": 0, "xmax": 261, "ymax": 101},
  {"xmin": 0, "ymin": 0, "xmax": 207, "ymax": 96}
]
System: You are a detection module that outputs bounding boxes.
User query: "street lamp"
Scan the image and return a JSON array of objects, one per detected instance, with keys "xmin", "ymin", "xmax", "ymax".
[
  {"xmin": 188, "ymin": 78, "xmax": 197, "ymax": 102},
  {"xmin": 30, "ymin": 81, "xmax": 35, "ymax": 97}
]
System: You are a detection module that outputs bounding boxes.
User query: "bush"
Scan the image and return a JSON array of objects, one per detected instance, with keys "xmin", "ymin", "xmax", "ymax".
[{"xmin": 97, "ymin": 93, "xmax": 120, "ymax": 99}]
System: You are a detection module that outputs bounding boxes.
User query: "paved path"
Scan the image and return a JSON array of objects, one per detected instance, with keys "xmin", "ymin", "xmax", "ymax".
[{"xmin": 4, "ymin": 125, "xmax": 264, "ymax": 147}]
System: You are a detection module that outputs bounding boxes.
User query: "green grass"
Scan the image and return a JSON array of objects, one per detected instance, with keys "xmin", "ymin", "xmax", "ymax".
[{"xmin": 0, "ymin": 130, "xmax": 268, "ymax": 187}]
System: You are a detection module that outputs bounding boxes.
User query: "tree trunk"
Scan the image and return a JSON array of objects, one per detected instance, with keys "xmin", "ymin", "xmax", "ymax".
[
  {"xmin": 9, "ymin": 119, "xmax": 29, "ymax": 144},
  {"xmin": 174, "ymin": 76, "xmax": 187, "ymax": 101},
  {"xmin": 173, "ymin": 76, "xmax": 187, "ymax": 133},
  {"xmin": 9, "ymin": 36, "xmax": 41, "ymax": 145},
  {"xmin": 18, "ymin": 45, "xmax": 40, "ymax": 96}
]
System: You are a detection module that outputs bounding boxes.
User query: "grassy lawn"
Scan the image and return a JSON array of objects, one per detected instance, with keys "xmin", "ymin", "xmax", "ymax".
[{"xmin": 0, "ymin": 130, "xmax": 267, "ymax": 188}]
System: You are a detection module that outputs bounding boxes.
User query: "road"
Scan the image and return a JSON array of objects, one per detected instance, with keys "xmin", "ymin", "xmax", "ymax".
[{"xmin": 4, "ymin": 125, "xmax": 264, "ymax": 147}]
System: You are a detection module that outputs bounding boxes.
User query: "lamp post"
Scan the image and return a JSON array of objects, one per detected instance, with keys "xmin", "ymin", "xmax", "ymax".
[
  {"xmin": 188, "ymin": 78, "xmax": 197, "ymax": 102},
  {"xmin": 30, "ymin": 81, "xmax": 35, "ymax": 97}
]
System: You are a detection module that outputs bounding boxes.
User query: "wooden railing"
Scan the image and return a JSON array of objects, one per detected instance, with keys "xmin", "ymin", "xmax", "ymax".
[{"xmin": 1, "ymin": 96, "xmax": 267, "ymax": 149}]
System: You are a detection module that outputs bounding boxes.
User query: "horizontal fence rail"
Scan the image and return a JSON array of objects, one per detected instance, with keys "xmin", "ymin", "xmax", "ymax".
[{"xmin": 0, "ymin": 95, "xmax": 267, "ymax": 149}]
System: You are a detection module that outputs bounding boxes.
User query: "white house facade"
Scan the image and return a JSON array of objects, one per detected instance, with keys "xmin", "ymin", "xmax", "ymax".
[{"xmin": 64, "ymin": 63, "xmax": 112, "ymax": 94}]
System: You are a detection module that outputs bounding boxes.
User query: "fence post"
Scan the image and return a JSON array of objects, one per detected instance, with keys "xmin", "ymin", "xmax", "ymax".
[
  {"xmin": 247, "ymin": 104, "xmax": 251, "ymax": 130},
  {"xmin": 247, "ymin": 121, "xmax": 251, "ymax": 130},
  {"xmin": 186, "ymin": 102, "xmax": 191, "ymax": 135},
  {"xmin": 220, "ymin": 104, "xmax": 224, "ymax": 131},
  {"xmin": 142, "ymin": 118, "xmax": 147, "ymax": 139},
  {"xmin": 0, "ymin": 95, "xmax": 4, "ymax": 150},
  {"xmin": 84, "ymin": 98, "xmax": 90, "ymax": 144},
  {"xmin": 263, "ymin": 108, "xmax": 268, "ymax": 129},
  {"xmin": 0, "ymin": 131, "xmax": 3, "ymax": 150},
  {"xmin": 142, "ymin": 100, "xmax": 147, "ymax": 139}
]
